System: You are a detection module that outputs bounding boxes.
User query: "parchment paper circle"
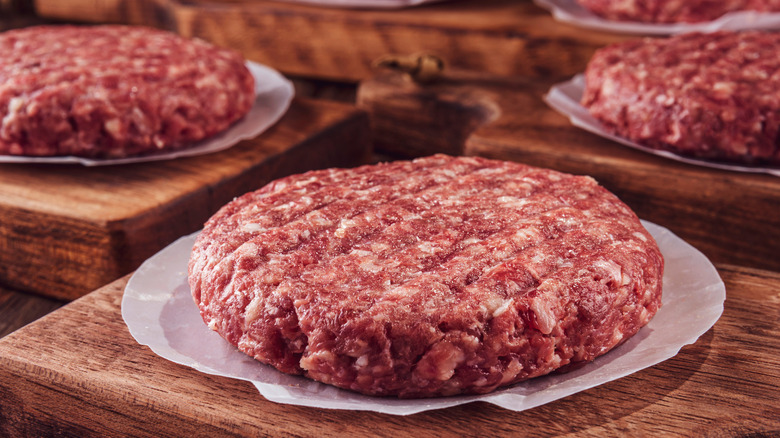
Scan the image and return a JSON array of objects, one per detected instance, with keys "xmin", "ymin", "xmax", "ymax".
[{"xmin": 122, "ymin": 220, "xmax": 725, "ymax": 415}]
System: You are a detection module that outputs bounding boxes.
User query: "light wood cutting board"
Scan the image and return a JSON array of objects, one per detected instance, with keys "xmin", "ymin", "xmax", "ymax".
[
  {"xmin": 0, "ymin": 265, "xmax": 777, "ymax": 436},
  {"xmin": 31, "ymin": 0, "xmax": 630, "ymax": 82},
  {"xmin": 0, "ymin": 98, "xmax": 371, "ymax": 300},
  {"xmin": 357, "ymin": 70, "xmax": 780, "ymax": 272}
]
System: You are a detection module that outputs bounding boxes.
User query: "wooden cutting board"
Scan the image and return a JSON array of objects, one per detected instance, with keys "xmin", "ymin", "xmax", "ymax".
[
  {"xmin": 357, "ymin": 70, "xmax": 780, "ymax": 272},
  {"xmin": 0, "ymin": 98, "xmax": 371, "ymax": 300},
  {"xmin": 0, "ymin": 265, "xmax": 777, "ymax": 436},
  {"xmin": 31, "ymin": 0, "xmax": 630, "ymax": 82}
]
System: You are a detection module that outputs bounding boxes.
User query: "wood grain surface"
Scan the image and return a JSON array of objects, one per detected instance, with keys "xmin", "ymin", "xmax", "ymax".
[
  {"xmin": 357, "ymin": 70, "xmax": 780, "ymax": 272},
  {"xmin": 32, "ymin": 0, "xmax": 630, "ymax": 82},
  {"xmin": 0, "ymin": 265, "xmax": 777, "ymax": 437},
  {"xmin": 0, "ymin": 99, "xmax": 371, "ymax": 300}
]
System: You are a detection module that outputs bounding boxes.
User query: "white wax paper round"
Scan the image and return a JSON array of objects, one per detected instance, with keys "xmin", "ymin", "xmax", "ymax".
[
  {"xmin": 545, "ymin": 75, "xmax": 780, "ymax": 177},
  {"xmin": 0, "ymin": 62, "xmax": 294, "ymax": 166},
  {"xmin": 534, "ymin": 0, "xmax": 780, "ymax": 34},
  {"xmin": 122, "ymin": 220, "xmax": 724, "ymax": 415}
]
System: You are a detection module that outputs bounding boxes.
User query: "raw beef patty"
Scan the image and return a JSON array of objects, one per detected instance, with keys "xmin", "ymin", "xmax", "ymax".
[
  {"xmin": 0, "ymin": 25, "xmax": 254, "ymax": 158},
  {"xmin": 582, "ymin": 31, "xmax": 780, "ymax": 165},
  {"xmin": 188, "ymin": 155, "xmax": 664, "ymax": 398}
]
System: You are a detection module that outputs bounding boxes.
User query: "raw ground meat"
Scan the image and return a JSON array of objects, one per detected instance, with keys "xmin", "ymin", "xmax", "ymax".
[
  {"xmin": 575, "ymin": 0, "xmax": 780, "ymax": 23},
  {"xmin": 582, "ymin": 31, "xmax": 780, "ymax": 165},
  {"xmin": 0, "ymin": 25, "xmax": 255, "ymax": 158},
  {"xmin": 188, "ymin": 155, "xmax": 664, "ymax": 398}
]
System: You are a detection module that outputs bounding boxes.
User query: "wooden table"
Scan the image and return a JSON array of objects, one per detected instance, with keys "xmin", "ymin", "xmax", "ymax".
[{"xmin": 0, "ymin": 265, "xmax": 778, "ymax": 436}]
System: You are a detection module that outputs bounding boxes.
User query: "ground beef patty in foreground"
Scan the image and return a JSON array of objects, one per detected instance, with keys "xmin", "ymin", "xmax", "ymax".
[
  {"xmin": 188, "ymin": 155, "xmax": 664, "ymax": 398},
  {"xmin": 0, "ymin": 25, "xmax": 254, "ymax": 158},
  {"xmin": 582, "ymin": 31, "xmax": 780, "ymax": 165},
  {"xmin": 576, "ymin": 0, "xmax": 780, "ymax": 23}
]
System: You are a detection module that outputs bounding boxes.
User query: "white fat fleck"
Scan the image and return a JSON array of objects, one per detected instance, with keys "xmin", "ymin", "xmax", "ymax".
[
  {"xmin": 556, "ymin": 215, "xmax": 579, "ymax": 227},
  {"xmin": 513, "ymin": 227, "xmax": 538, "ymax": 242},
  {"xmin": 531, "ymin": 253, "xmax": 547, "ymax": 265},
  {"xmin": 104, "ymin": 118, "xmax": 122, "ymax": 138},
  {"xmin": 432, "ymin": 345, "xmax": 464, "ymax": 381},
  {"xmin": 611, "ymin": 328, "xmax": 624, "ymax": 345},
  {"xmin": 207, "ymin": 319, "xmax": 218, "ymax": 330},
  {"xmin": 492, "ymin": 298, "xmax": 514, "ymax": 318},
  {"xmin": 638, "ymin": 307, "xmax": 650, "ymax": 324},
  {"xmin": 244, "ymin": 295, "xmax": 263, "ymax": 326},
  {"xmin": 237, "ymin": 242, "xmax": 258, "ymax": 257},
  {"xmin": 498, "ymin": 196, "xmax": 530, "ymax": 208},
  {"xmin": 594, "ymin": 259, "xmax": 622, "ymax": 284},
  {"xmin": 308, "ymin": 211, "xmax": 330, "ymax": 226},
  {"xmin": 498, "ymin": 359, "xmax": 523, "ymax": 385},
  {"xmin": 621, "ymin": 271, "xmax": 632, "ymax": 286},
  {"xmin": 462, "ymin": 334, "xmax": 480, "ymax": 349},
  {"xmin": 334, "ymin": 218, "xmax": 358, "ymax": 238},
  {"xmin": 167, "ymin": 65, "xmax": 184, "ymax": 76},
  {"xmin": 461, "ymin": 237, "xmax": 480, "ymax": 247},
  {"xmin": 350, "ymin": 249, "xmax": 372, "ymax": 257},
  {"xmin": 530, "ymin": 297, "xmax": 556, "ymax": 335},
  {"xmin": 601, "ymin": 78, "xmax": 618, "ymax": 97},
  {"xmin": 371, "ymin": 242, "xmax": 390, "ymax": 253},
  {"xmin": 359, "ymin": 259, "xmax": 383, "ymax": 274},
  {"xmin": 654, "ymin": 93, "xmax": 675, "ymax": 106},
  {"xmin": 300, "ymin": 229, "xmax": 311, "ymax": 240},
  {"xmin": 242, "ymin": 223, "xmax": 264, "ymax": 233},
  {"xmin": 194, "ymin": 74, "xmax": 219, "ymax": 89},
  {"xmin": 355, "ymin": 355, "xmax": 369, "ymax": 367},
  {"xmin": 276, "ymin": 201, "xmax": 297, "ymax": 211},
  {"xmin": 1, "ymin": 97, "xmax": 25, "ymax": 130},
  {"xmin": 300, "ymin": 350, "xmax": 335, "ymax": 371},
  {"xmin": 6, "ymin": 97, "xmax": 23, "ymax": 115},
  {"xmin": 402, "ymin": 212, "xmax": 422, "ymax": 221},
  {"xmin": 712, "ymin": 81, "xmax": 735, "ymax": 95},
  {"xmin": 418, "ymin": 241, "xmax": 436, "ymax": 254}
]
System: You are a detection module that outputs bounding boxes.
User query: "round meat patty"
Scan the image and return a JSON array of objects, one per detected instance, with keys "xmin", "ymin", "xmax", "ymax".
[
  {"xmin": 575, "ymin": 0, "xmax": 780, "ymax": 23},
  {"xmin": 582, "ymin": 31, "xmax": 780, "ymax": 165},
  {"xmin": 0, "ymin": 25, "xmax": 255, "ymax": 158},
  {"xmin": 188, "ymin": 155, "xmax": 664, "ymax": 398}
]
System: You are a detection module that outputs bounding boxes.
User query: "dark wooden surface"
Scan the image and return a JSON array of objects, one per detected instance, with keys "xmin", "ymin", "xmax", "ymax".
[
  {"xmin": 357, "ymin": 70, "xmax": 780, "ymax": 272},
  {"xmin": 0, "ymin": 265, "xmax": 778, "ymax": 437},
  {"xmin": 32, "ymin": 0, "xmax": 631, "ymax": 82}
]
